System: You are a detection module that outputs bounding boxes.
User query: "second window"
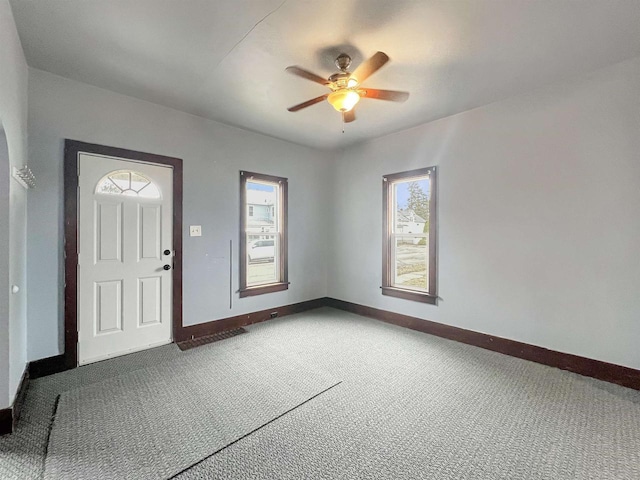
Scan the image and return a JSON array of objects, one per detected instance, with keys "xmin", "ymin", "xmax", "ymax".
[{"xmin": 382, "ymin": 166, "xmax": 437, "ymax": 304}]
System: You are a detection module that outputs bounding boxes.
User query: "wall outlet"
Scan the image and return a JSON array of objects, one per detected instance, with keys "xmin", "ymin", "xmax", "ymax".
[
  {"xmin": 270, "ymin": 312, "xmax": 278, "ymax": 318},
  {"xmin": 189, "ymin": 225, "xmax": 202, "ymax": 237}
]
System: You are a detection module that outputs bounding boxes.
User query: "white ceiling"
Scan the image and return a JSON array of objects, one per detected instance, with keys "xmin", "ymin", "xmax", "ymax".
[{"xmin": 10, "ymin": 0, "xmax": 640, "ymax": 150}]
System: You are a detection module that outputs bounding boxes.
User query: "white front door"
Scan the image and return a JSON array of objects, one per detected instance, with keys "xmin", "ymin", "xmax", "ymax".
[{"xmin": 78, "ymin": 153, "xmax": 173, "ymax": 365}]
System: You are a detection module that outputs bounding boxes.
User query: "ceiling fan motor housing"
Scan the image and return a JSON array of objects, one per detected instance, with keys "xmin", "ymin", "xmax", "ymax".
[
  {"xmin": 335, "ymin": 53, "xmax": 352, "ymax": 72},
  {"xmin": 328, "ymin": 72, "xmax": 358, "ymax": 90}
]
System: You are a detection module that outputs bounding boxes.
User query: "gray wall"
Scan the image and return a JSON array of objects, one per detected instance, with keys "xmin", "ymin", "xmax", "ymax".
[
  {"xmin": 24, "ymin": 50, "xmax": 640, "ymax": 374},
  {"xmin": 0, "ymin": 0, "xmax": 28, "ymax": 408},
  {"xmin": 328, "ymin": 55, "xmax": 640, "ymax": 370},
  {"xmin": 27, "ymin": 68, "xmax": 331, "ymax": 361}
]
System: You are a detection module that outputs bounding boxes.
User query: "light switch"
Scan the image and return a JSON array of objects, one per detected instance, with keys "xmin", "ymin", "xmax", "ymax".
[{"xmin": 189, "ymin": 225, "xmax": 202, "ymax": 237}]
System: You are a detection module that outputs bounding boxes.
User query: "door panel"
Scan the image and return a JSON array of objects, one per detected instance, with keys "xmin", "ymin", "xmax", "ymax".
[
  {"xmin": 139, "ymin": 205, "xmax": 161, "ymax": 260},
  {"xmin": 96, "ymin": 201, "xmax": 122, "ymax": 262},
  {"xmin": 138, "ymin": 276, "xmax": 162, "ymax": 326},
  {"xmin": 78, "ymin": 153, "xmax": 173, "ymax": 365},
  {"xmin": 95, "ymin": 280, "xmax": 123, "ymax": 334}
]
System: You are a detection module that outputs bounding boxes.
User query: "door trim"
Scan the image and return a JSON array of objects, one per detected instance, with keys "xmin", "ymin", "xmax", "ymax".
[{"xmin": 64, "ymin": 140, "xmax": 183, "ymax": 369}]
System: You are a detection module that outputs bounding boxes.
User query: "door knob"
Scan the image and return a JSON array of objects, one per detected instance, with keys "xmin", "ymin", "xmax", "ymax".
[
  {"xmin": 164, "ymin": 250, "xmax": 171, "ymax": 256},
  {"xmin": 163, "ymin": 264, "xmax": 171, "ymax": 271}
]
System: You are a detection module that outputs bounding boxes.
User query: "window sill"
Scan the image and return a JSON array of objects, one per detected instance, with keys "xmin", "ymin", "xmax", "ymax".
[
  {"xmin": 239, "ymin": 282, "xmax": 289, "ymax": 298},
  {"xmin": 381, "ymin": 286, "xmax": 437, "ymax": 305}
]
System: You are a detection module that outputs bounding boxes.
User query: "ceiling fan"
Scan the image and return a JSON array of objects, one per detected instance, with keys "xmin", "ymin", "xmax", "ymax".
[{"xmin": 285, "ymin": 51, "xmax": 409, "ymax": 123}]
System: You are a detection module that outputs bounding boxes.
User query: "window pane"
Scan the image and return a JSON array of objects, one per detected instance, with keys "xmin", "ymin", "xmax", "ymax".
[
  {"xmin": 246, "ymin": 180, "xmax": 278, "ymax": 286},
  {"xmin": 109, "ymin": 171, "xmax": 131, "ymax": 190},
  {"xmin": 246, "ymin": 181, "xmax": 277, "ymax": 232},
  {"xmin": 393, "ymin": 177, "xmax": 430, "ymax": 235},
  {"xmin": 393, "ymin": 236, "xmax": 428, "ymax": 291},
  {"xmin": 246, "ymin": 236, "xmax": 278, "ymax": 286}
]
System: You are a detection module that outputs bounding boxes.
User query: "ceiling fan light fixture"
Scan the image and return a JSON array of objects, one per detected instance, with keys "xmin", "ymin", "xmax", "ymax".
[
  {"xmin": 327, "ymin": 89, "xmax": 360, "ymax": 112},
  {"xmin": 286, "ymin": 51, "xmax": 408, "ymax": 122}
]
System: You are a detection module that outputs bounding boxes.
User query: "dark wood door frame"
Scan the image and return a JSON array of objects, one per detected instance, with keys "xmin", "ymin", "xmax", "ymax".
[{"xmin": 64, "ymin": 140, "xmax": 183, "ymax": 369}]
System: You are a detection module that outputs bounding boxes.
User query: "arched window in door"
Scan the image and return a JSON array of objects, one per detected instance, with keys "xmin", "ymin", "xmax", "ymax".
[{"xmin": 95, "ymin": 170, "xmax": 161, "ymax": 198}]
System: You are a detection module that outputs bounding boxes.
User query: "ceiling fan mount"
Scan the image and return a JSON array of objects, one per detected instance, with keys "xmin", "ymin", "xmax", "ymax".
[
  {"xmin": 334, "ymin": 53, "xmax": 352, "ymax": 72},
  {"xmin": 286, "ymin": 51, "xmax": 409, "ymax": 124}
]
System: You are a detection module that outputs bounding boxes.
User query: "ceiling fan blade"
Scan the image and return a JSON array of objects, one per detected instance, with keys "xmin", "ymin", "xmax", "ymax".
[
  {"xmin": 285, "ymin": 66, "xmax": 330, "ymax": 86},
  {"xmin": 287, "ymin": 94, "xmax": 328, "ymax": 112},
  {"xmin": 343, "ymin": 109, "xmax": 356, "ymax": 123},
  {"xmin": 360, "ymin": 88, "xmax": 409, "ymax": 102},
  {"xmin": 351, "ymin": 51, "xmax": 389, "ymax": 84}
]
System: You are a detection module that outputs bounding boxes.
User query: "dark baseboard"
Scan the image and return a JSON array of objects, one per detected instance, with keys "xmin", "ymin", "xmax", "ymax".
[
  {"xmin": 0, "ymin": 408, "xmax": 11, "ymax": 436},
  {"xmin": 0, "ymin": 366, "xmax": 30, "ymax": 436},
  {"xmin": 176, "ymin": 297, "xmax": 327, "ymax": 342},
  {"xmin": 325, "ymin": 298, "xmax": 640, "ymax": 391},
  {"xmin": 29, "ymin": 354, "xmax": 70, "ymax": 379},
  {"xmin": 12, "ymin": 368, "xmax": 29, "ymax": 428}
]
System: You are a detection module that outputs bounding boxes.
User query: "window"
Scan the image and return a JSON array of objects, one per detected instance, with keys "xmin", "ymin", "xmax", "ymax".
[
  {"xmin": 382, "ymin": 167, "xmax": 437, "ymax": 304},
  {"xmin": 96, "ymin": 170, "xmax": 160, "ymax": 198},
  {"xmin": 239, "ymin": 171, "xmax": 288, "ymax": 297}
]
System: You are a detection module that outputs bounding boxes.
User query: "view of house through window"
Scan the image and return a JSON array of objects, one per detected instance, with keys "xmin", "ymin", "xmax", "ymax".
[
  {"xmin": 383, "ymin": 167, "xmax": 437, "ymax": 304},
  {"xmin": 393, "ymin": 177, "xmax": 430, "ymax": 290},
  {"xmin": 240, "ymin": 171, "xmax": 288, "ymax": 297},
  {"xmin": 246, "ymin": 180, "xmax": 278, "ymax": 285}
]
